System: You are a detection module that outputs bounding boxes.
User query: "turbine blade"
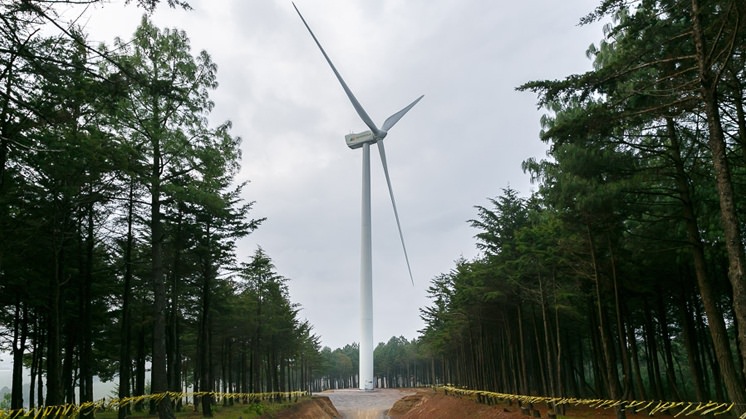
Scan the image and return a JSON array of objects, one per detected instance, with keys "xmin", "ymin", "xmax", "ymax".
[
  {"xmin": 376, "ymin": 141, "xmax": 414, "ymax": 286},
  {"xmin": 381, "ymin": 95, "xmax": 424, "ymax": 132},
  {"xmin": 293, "ymin": 3, "xmax": 380, "ymax": 135}
]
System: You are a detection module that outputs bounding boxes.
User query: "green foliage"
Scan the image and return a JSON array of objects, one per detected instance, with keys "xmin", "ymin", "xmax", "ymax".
[
  {"xmin": 92, "ymin": 398, "xmax": 307, "ymax": 419},
  {"xmin": 244, "ymin": 402, "xmax": 265, "ymax": 416},
  {"xmin": 0, "ymin": 4, "xmax": 317, "ymax": 416},
  {"xmin": 419, "ymin": 0, "xmax": 746, "ymax": 408}
]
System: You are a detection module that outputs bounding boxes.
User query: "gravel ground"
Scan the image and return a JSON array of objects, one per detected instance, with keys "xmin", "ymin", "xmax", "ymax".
[{"xmin": 319, "ymin": 389, "xmax": 416, "ymax": 419}]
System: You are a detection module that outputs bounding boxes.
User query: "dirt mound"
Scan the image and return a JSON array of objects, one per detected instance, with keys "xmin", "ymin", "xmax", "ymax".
[
  {"xmin": 262, "ymin": 396, "xmax": 340, "ymax": 419},
  {"xmin": 388, "ymin": 389, "xmax": 518, "ymax": 418},
  {"xmin": 387, "ymin": 393, "xmax": 426, "ymax": 416}
]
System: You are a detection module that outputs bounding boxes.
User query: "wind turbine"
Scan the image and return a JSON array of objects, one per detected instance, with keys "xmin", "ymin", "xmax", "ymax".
[{"xmin": 293, "ymin": 3, "xmax": 423, "ymax": 391}]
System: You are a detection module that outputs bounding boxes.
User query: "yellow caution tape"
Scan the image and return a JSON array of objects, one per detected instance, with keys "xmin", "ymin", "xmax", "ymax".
[
  {"xmin": 0, "ymin": 390, "xmax": 309, "ymax": 418},
  {"xmin": 437, "ymin": 386, "xmax": 741, "ymax": 417}
]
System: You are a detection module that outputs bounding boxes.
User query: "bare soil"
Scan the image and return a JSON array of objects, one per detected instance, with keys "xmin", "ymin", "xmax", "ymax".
[
  {"xmin": 387, "ymin": 389, "xmax": 683, "ymax": 418},
  {"xmin": 390, "ymin": 389, "xmax": 741, "ymax": 418},
  {"xmin": 270, "ymin": 388, "xmax": 727, "ymax": 419}
]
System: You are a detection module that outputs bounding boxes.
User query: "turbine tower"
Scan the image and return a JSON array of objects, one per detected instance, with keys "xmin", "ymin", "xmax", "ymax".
[{"xmin": 293, "ymin": 3, "xmax": 422, "ymax": 391}]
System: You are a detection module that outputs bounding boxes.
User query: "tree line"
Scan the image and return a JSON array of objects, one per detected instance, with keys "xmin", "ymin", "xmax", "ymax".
[
  {"xmin": 0, "ymin": 2, "xmax": 325, "ymax": 419},
  {"xmin": 415, "ymin": 0, "xmax": 746, "ymax": 418}
]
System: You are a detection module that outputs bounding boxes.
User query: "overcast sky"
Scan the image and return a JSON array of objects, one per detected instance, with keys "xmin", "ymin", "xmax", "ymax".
[{"xmin": 54, "ymin": 0, "xmax": 605, "ymax": 351}]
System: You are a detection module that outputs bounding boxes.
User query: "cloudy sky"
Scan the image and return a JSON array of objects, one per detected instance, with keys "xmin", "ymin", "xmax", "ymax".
[{"xmin": 60, "ymin": 0, "xmax": 605, "ymax": 351}]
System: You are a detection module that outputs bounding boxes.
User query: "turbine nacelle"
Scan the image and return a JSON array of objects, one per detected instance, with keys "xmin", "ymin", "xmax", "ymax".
[{"xmin": 345, "ymin": 130, "xmax": 387, "ymax": 149}]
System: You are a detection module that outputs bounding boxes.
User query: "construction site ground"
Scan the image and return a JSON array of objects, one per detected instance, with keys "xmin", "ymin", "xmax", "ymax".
[{"xmin": 266, "ymin": 388, "xmax": 694, "ymax": 419}]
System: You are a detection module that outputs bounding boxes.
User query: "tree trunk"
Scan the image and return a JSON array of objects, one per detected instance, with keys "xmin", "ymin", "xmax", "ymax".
[
  {"xmin": 118, "ymin": 180, "xmax": 135, "ymax": 419},
  {"xmin": 46, "ymin": 240, "xmax": 63, "ymax": 407},
  {"xmin": 666, "ymin": 116, "xmax": 742, "ymax": 402},
  {"xmin": 151, "ymin": 183, "xmax": 172, "ymax": 418},
  {"xmin": 62, "ymin": 320, "xmax": 76, "ymax": 404},
  {"xmin": 643, "ymin": 299, "xmax": 664, "ymax": 399},
  {"xmin": 553, "ymin": 273, "xmax": 566, "ymax": 415},
  {"xmin": 586, "ymin": 226, "xmax": 624, "ymax": 419},
  {"xmin": 626, "ymin": 309, "xmax": 646, "ymax": 401},
  {"xmin": 150, "ymin": 98, "xmax": 174, "ymax": 419},
  {"xmin": 531, "ymin": 306, "xmax": 548, "ymax": 395},
  {"xmin": 10, "ymin": 302, "xmax": 27, "ymax": 410},
  {"xmin": 134, "ymin": 323, "xmax": 147, "ymax": 412},
  {"xmin": 199, "ymin": 228, "xmax": 214, "ymax": 418},
  {"xmin": 29, "ymin": 324, "xmax": 39, "ymax": 411},
  {"xmin": 655, "ymin": 289, "xmax": 682, "ymax": 400},
  {"xmin": 79, "ymin": 203, "xmax": 94, "ymax": 419},
  {"xmin": 517, "ymin": 303, "xmax": 528, "ymax": 395},
  {"xmin": 588, "ymin": 302, "xmax": 606, "ymax": 397},
  {"xmin": 539, "ymin": 274, "xmax": 556, "ymax": 398},
  {"xmin": 608, "ymin": 239, "xmax": 631, "ymax": 401},
  {"xmin": 690, "ymin": 4, "xmax": 746, "ymax": 409},
  {"xmin": 679, "ymin": 280, "xmax": 706, "ymax": 401},
  {"xmin": 168, "ymin": 206, "xmax": 185, "ymax": 403}
]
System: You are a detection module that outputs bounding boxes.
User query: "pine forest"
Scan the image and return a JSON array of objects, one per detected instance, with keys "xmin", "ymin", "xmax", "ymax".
[{"xmin": 1, "ymin": 0, "xmax": 746, "ymax": 418}]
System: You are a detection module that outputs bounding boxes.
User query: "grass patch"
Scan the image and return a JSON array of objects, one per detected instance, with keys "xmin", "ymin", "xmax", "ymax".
[{"xmin": 94, "ymin": 398, "xmax": 310, "ymax": 419}]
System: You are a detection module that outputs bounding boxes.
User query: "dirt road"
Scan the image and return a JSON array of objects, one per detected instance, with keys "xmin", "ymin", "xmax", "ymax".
[{"xmin": 320, "ymin": 389, "xmax": 415, "ymax": 419}]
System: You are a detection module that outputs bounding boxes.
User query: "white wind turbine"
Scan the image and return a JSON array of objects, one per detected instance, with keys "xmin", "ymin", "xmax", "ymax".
[{"xmin": 293, "ymin": 3, "xmax": 423, "ymax": 391}]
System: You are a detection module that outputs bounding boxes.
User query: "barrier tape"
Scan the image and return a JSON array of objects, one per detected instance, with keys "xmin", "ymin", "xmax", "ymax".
[
  {"xmin": 0, "ymin": 390, "xmax": 308, "ymax": 419},
  {"xmin": 5, "ymin": 387, "xmax": 745, "ymax": 418},
  {"xmin": 438, "ymin": 386, "xmax": 745, "ymax": 418}
]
